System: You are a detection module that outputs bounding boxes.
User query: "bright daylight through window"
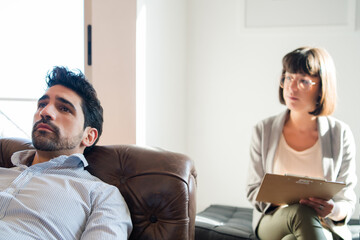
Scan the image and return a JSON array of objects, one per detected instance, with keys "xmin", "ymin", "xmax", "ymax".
[{"xmin": 0, "ymin": 0, "xmax": 84, "ymax": 138}]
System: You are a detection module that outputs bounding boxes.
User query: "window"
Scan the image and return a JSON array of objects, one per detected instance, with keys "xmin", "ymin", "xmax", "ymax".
[{"xmin": 0, "ymin": 0, "xmax": 84, "ymax": 138}]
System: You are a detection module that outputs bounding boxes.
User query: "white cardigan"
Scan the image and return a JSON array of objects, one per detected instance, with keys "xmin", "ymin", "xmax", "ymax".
[{"xmin": 246, "ymin": 110, "xmax": 357, "ymax": 240}]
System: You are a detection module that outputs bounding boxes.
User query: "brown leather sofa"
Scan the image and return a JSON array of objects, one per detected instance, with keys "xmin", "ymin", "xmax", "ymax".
[{"xmin": 0, "ymin": 137, "xmax": 197, "ymax": 240}]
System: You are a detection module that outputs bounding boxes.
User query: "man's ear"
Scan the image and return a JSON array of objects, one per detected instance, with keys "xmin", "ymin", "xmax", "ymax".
[{"xmin": 82, "ymin": 127, "xmax": 98, "ymax": 147}]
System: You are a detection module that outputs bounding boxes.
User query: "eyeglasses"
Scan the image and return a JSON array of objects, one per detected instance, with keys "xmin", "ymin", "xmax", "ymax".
[{"xmin": 280, "ymin": 75, "xmax": 317, "ymax": 92}]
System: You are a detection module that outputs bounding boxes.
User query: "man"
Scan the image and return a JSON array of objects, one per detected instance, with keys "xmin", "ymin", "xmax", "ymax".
[{"xmin": 0, "ymin": 67, "xmax": 132, "ymax": 239}]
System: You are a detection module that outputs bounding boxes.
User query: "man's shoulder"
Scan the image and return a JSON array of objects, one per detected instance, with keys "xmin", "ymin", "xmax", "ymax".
[{"xmin": 82, "ymin": 170, "xmax": 120, "ymax": 193}]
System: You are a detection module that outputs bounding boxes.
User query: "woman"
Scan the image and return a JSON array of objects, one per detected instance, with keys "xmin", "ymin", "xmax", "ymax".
[{"xmin": 246, "ymin": 47, "xmax": 357, "ymax": 240}]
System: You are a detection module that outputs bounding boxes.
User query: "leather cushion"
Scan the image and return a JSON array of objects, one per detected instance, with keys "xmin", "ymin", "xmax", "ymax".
[{"xmin": 195, "ymin": 205, "xmax": 257, "ymax": 240}]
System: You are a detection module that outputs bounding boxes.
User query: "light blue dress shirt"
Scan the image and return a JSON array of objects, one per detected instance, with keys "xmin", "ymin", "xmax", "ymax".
[{"xmin": 0, "ymin": 150, "xmax": 132, "ymax": 240}]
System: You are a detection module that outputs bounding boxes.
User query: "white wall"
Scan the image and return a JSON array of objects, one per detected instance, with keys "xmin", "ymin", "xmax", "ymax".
[
  {"xmin": 141, "ymin": 0, "xmax": 360, "ymax": 216},
  {"xmin": 137, "ymin": 0, "xmax": 187, "ymax": 153}
]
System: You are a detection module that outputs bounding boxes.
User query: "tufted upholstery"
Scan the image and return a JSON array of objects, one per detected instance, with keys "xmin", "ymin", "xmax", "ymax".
[
  {"xmin": 195, "ymin": 205, "xmax": 257, "ymax": 240},
  {"xmin": 0, "ymin": 137, "xmax": 197, "ymax": 240}
]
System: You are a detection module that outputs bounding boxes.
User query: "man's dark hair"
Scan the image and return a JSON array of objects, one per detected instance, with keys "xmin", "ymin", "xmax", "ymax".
[{"xmin": 46, "ymin": 66, "xmax": 103, "ymax": 151}]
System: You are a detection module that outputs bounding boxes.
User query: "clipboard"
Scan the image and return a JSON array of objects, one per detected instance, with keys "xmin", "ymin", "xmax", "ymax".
[{"xmin": 255, "ymin": 173, "xmax": 346, "ymax": 205}]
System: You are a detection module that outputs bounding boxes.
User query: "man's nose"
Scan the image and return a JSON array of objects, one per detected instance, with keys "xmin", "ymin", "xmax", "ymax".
[{"xmin": 39, "ymin": 105, "xmax": 56, "ymax": 120}]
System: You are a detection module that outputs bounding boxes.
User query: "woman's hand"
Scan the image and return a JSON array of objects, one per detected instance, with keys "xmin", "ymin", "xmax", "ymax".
[{"xmin": 299, "ymin": 197, "xmax": 334, "ymax": 218}]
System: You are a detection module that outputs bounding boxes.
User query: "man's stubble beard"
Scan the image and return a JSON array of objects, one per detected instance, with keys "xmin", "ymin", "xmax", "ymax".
[{"xmin": 32, "ymin": 120, "xmax": 83, "ymax": 152}]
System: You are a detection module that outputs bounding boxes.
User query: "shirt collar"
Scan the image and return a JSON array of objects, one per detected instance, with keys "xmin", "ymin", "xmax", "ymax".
[{"xmin": 11, "ymin": 150, "xmax": 89, "ymax": 168}]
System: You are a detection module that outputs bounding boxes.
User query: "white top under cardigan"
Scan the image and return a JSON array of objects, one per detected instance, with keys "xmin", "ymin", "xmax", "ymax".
[
  {"xmin": 246, "ymin": 110, "xmax": 357, "ymax": 240},
  {"xmin": 273, "ymin": 134, "xmax": 323, "ymax": 178}
]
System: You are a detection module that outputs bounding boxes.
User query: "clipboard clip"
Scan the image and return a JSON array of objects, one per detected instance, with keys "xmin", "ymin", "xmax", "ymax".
[{"xmin": 295, "ymin": 179, "xmax": 313, "ymax": 185}]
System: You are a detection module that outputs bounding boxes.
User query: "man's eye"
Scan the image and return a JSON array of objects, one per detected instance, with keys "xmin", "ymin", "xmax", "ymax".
[
  {"xmin": 59, "ymin": 106, "xmax": 71, "ymax": 112},
  {"xmin": 38, "ymin": 103, "xmax": 46, "ymax": 108}
]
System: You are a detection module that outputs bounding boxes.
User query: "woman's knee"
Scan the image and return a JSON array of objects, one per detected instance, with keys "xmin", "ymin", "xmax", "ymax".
[
  {"xmin": 286, "ymin": 203, "xmax": 322, "ymax": 230},
  {"xmin": 287, "ymin": 203, "xmax": 317, "ymax": 219},
  {"xmin": 282, "ymin": 234, "xmax": 297, "ymax": 240}
]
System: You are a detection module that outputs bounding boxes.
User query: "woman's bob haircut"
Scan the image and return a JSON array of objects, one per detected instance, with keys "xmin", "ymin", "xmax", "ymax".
[{"xmin": 279, "ymin": 47, "xmax": 337, "ymax": 116}]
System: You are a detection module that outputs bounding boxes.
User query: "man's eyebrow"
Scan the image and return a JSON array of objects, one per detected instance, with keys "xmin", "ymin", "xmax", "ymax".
[
  {"xmin": 38, "ymin": 95, "xmax": 49, "ymax": 102},
  {"xmin": 56, "ymin": 96, "xmax": 76, "ymax": 110}
]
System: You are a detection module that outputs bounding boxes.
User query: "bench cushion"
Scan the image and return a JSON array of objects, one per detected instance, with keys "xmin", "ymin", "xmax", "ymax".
[{"xmin": 195, "ymin": 205, "xmax": 257, "ymax": 240}]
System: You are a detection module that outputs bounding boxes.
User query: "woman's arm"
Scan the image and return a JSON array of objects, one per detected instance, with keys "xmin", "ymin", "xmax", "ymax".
[
  {"xmin": 246, "ymin": 124, "xmax": 267, "ymax": 211},
  {"xmin": 330, "ymin": 124, "xmax": 357, "ymax": 223},
  {"xmin": 300, "ymin": 123, "xmax": 357, "ymax": 223}
]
